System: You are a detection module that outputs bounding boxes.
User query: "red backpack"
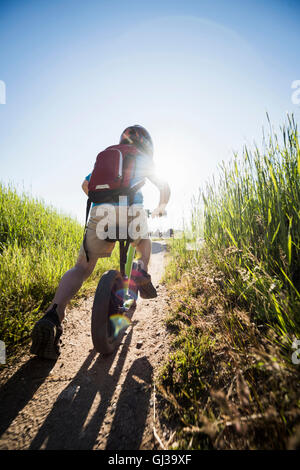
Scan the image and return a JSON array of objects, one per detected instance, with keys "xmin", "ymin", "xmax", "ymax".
[
  {"xmin": 88, "ymin": 144, "xmax": 141, "ymax": 203},
  {"xmin": 83, "ymin": 144, "xmax": 145, "ymax": 260}
]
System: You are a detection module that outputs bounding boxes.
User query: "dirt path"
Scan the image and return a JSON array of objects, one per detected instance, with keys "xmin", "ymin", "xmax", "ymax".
[{"xmin": 0, "ymin": 241, "xmax": 172, "ymax": 450}]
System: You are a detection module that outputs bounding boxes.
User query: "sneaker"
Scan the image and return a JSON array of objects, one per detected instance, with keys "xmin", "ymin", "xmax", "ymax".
[
  {"xmin": 131, "ymin": 262, "xmax": 157, "ymax": 299},
  {"xmin": 30, "ymin": 304, "xmax": 63, "ymax": 360}
]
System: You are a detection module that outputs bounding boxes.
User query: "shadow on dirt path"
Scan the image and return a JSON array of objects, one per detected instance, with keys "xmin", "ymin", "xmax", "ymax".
[
  {"xmin": 0, "ymin": 358, "xmax": 55, "ymax": 438},
  {"xmin": 0, "ymin": 241, "xmax": 171, "ymax": 450},
  {"xmin": 30, "ymin": 329, "xmax": 136, "ymax": 449},
  {"xmin": 151, "ymin": 241, "xmax": 166, "ymax": 254},
  {"xmin": 106, "ymin": 356, "xmax": 153, "ymax": 450}
]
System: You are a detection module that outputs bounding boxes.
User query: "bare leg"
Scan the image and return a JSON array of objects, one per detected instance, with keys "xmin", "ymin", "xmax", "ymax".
[
  {"xmin": 47, "ymin": 255, "xmax": 97, "ymax": 322},
  {"xmin": 135, "ymin": 238, "xmax": 151, "ymax": 272}
]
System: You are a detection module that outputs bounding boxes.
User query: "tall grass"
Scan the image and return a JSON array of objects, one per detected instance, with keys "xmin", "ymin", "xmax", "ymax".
[
  {"xmin": 0, "ymin": 183, "xmax": 118, "ymax": 353},
  {"xmin": 202, "ymin": 115, "xmax": 300, "ymax": 337},
  {"xmin": 158, "ymin": 116, "xmax": 300, "ymax": 449}
]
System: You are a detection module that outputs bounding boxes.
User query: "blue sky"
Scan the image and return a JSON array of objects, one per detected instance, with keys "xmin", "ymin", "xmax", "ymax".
[{"xmin": 0, "ymin": 0, "xmax": 300, "ymax": 231}]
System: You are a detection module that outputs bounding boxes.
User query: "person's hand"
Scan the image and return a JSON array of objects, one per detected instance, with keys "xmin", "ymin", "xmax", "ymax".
[{"xmin": 151, "ymin": 206, "xmax": 167, "ymax": 218}]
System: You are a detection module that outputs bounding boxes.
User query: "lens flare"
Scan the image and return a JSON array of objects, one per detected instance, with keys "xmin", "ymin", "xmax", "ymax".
[
  {"xmin": 115, "ymin": 277, "xmax": 138, "ymax": 305},
  {"xmin": 123, "ymin": 298, "xmax": 135, "ymax": 309},
  {"xmin": 109, "ymin": 314, "xmax": 131, "ymax": 338}
]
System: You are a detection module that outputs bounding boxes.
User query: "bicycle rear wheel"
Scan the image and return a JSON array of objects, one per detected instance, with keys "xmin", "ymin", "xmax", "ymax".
[{"xmin": 91, "ymin": 269, "xmax": 126, "ymax": 355}]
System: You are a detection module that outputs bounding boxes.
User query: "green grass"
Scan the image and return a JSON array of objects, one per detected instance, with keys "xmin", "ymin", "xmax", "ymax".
[
  {"xmin": 0, "ymin": 183, "xmax": 118, "ymax": 354},
  {"xmin": 167, "ymin": 115, "xmax": 300, "ymax": 338},
  {"xmin": 202, "ymin": 115, "xmax": 300, "ymax": 336},
  {"xmin": 158, "ymin": 116, "xmax": 300, "ymax": 450},
  {"xmin": 160, "ymin": 246, "xmax": 300, "ymax": 450}
]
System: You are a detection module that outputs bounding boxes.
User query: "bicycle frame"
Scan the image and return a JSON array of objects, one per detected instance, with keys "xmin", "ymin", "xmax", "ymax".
[
  {"xmin": 118, "ymin": 241, "xmax": 136, "ymax": 309},
  {"xmin": 125, "ymin": 244, "xmax": 136, "ymax": 279}
]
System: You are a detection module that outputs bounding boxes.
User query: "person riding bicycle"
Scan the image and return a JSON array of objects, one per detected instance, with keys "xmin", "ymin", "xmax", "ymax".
[{"xmin": 30, "ymin": 125, "xmax": 171, "ymax": 360}]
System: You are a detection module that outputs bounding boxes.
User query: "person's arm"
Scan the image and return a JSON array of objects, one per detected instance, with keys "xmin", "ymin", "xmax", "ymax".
[
  {"xmin": 147, "ymin": 174, "xmax": 171, "ymax": 218},
  {"xmin": 82, "ymin": 179, "xmax": 89, "ymax": 196}
]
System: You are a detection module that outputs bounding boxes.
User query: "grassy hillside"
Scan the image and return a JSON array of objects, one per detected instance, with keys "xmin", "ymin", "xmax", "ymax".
[
  {"xmin": 0, "ymin": 184, "xmax": 118, "ymax": 354},
  {"xmin": 159, "ymin": 116, "xmax": 300, "ymax": 450}
]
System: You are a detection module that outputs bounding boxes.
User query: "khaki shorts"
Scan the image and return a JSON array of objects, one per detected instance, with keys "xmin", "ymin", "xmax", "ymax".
[{"xmin": 78, "ymin": 205, "xmax": 149, "ymax": 262}]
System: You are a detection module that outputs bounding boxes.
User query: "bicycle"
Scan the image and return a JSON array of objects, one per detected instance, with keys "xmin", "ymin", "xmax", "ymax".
[
  {"xmin": 91, "ymin": 234, "xmax": 137, "ymax": 355},
  {"xmin": 91, "ymin": 209, "xmax": 166, "ymax": 355}
]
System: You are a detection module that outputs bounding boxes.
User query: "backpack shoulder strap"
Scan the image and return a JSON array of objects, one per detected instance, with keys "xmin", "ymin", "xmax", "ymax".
[{"xmin": 83, "ymin": 198, "xmax": 92, "ymax": 262}]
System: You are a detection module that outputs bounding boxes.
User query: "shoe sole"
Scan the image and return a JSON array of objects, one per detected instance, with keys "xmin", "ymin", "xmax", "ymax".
[
  {"xmin": 30, "ymin": 319, "xmax": 60, "ymax": 360},
  {"xmin": 139, "ymin": 288, "xmax": 157, "ymax": 299},
  {"xmin": 132, "ymin": 278, "xmax": 157, "ymax": 299}
]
